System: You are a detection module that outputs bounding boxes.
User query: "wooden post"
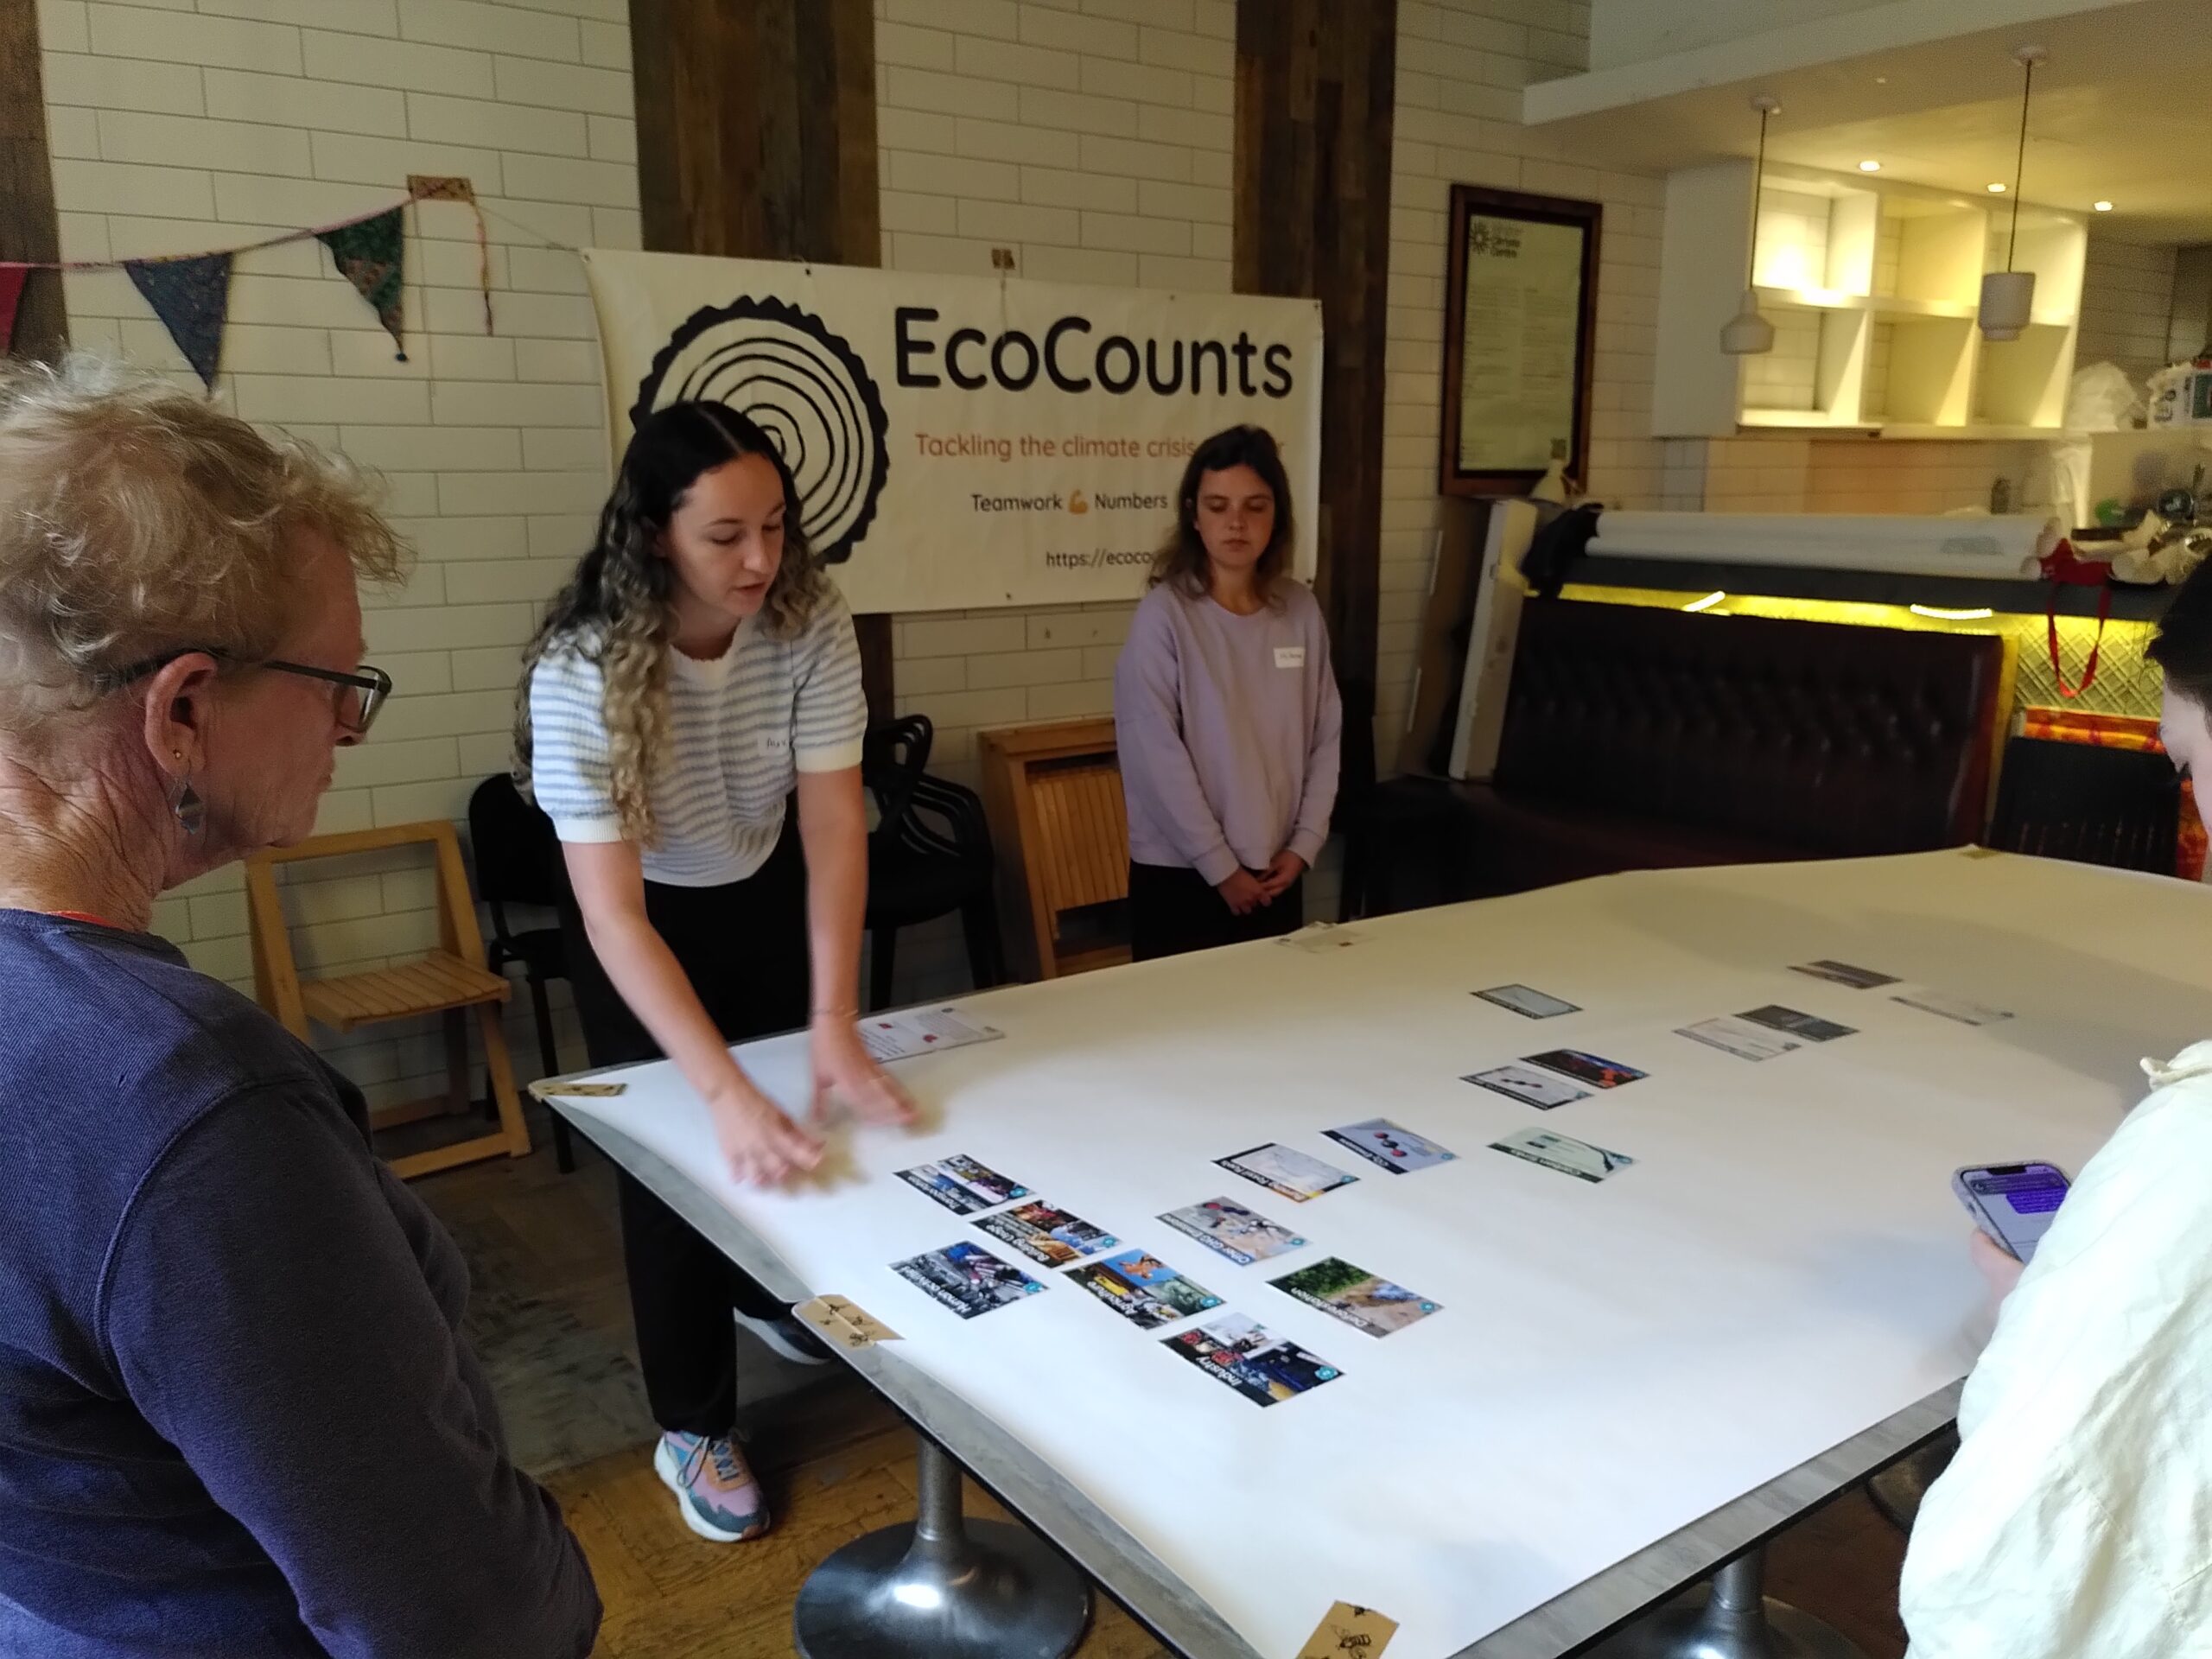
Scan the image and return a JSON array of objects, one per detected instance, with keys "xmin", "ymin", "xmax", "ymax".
[
  {"xmin": 0, "ymin": 0, "xmax": 67, "ymax": 360},
  {"xmin": 1235, "ymin": 0, "xmax": 1396, "ymax": 795},
  {"xmin": 630, "ymin": 0, "xmax": 893, "ymax": 721}
]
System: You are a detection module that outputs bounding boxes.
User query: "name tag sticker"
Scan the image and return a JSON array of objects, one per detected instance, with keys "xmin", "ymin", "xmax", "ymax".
[{"xmin": 1274, "ymin": 645, "xmax": 1306, "ymax": 669}]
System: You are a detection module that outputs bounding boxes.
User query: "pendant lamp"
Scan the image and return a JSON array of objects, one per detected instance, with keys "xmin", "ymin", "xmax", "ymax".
[
  {"xmin": 1979, "ymin": 46, "xmax": 2046, "ymax": 342},
  {"xmin": 1721, "ymin": 95, "xmax": 1782, "ymax": 356}
]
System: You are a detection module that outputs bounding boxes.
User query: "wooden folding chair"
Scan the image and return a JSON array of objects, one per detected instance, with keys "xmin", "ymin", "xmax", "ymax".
[{"xmin": 245, "ymin": 822, "xmax": 531, "ymax": 1180}]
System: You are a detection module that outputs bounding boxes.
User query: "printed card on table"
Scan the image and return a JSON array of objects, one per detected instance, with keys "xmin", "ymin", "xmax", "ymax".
[
  {"xmin": 1676, "ymin": 1016, "xmax": 1800, "ymax": 1062},
  {"xmin": 1490, "ymin": 1126, "xmax": 1636, "ymax": 1185},
  {"xmin": 1738, "ymin": 1005, "xmax": 1856, "ymax": 1043},
  {"xmin": 1525, "ymin": 1049, "xmax": 1647, "ymax": 1089},
  {"xmin": 1789, "ymin": 959, "xmax": 1900, "ymax": 989},
  {"xmin": 1892, "ymin": 989, "xmax": 2012, "ymax": 1027},
  {"xmin": 1163, "ymin": 1313, "xmax": 1342, "ymax": 1407},
  {"xmin": 890, "ymin": 1242, "xmax": 1046, "ymax": 1319},
  {"xmin": 1474, "ymin": 983, "xmax": 1580, "ymax": 1019},
  {"xmin": 1067, "ymin": 1248, "xmax": 1224, "ymax": 1328},
  {"xmin": 1217, "ymin": 1142, "xmax": 1359, "ymax": 1202},
  {"xmin": 1272, "ymin": 1256, "xmax": 1440, "ymax": 1337},
  {"xmin": 1276, "ymin": 922, "xmax": 1364, "ymax": 954},
  {"xmin": 974, "ymin": 1200, "xmax": 1118, "ymax": 1268},
  {"xmin": 1296, "ymin": 1603, "xmax": 1399, "ymax": 1659},
  {"xmin": 895, "ymin": 1154, "xmax": 1031, "ymax": 1216},
  {"xmin": 1160, "ymin": 1196, "xmax": 1308, "ymax": 1266},
  {"xmin": 1323, "ymin": 1117, "xmax": 1457, "ymax": 1174},
  {"xmin": 1463, "ymin": 1062, "xmax": 1592, "ymax": 1109},
  {"xmin": 860, "ymin": 1006, "xmax": 1004, "ymax": 1063}
]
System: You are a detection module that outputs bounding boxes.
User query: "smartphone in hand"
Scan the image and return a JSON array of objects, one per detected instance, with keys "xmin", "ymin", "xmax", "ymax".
[{"xmin": 1953, "ymin": 1162, "xmax": 2070, "ymax": 1264}]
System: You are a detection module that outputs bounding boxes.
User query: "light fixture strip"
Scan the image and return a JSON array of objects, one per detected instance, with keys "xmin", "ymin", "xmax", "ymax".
[{"xmin": 2005, "ymin": 51, "xmax": 2035, "ymax": 270}]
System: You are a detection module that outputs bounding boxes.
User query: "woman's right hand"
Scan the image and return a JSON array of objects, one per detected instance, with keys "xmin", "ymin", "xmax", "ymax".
[
  {"xmin": 1216, "ymin": 868, "xmax": 1270, "ymax": 915},
  {"xmin": 705, "ymin": 1077, "xmax": 824, "ymax": 1187}
]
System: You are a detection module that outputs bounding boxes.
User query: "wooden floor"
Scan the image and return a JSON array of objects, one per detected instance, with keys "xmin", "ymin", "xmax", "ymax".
[{"xmin": 416, "ymin": 1123, "xmax": 1911, "ymax": 1659}]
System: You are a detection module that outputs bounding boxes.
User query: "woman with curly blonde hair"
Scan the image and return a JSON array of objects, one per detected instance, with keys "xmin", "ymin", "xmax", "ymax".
[{"xmin": 516, "ymin": 400, "xmax": 911, "ymax": 1545}]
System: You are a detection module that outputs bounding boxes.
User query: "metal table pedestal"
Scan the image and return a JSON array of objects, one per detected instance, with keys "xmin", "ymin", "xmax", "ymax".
[
  {"xmin": 793, "ymin": 1433, "xmax": 1092, "ymax": 1659},
  {"xmin": 1582, "ymin": 1548, "xmax": 1870, "ymax": 1659}
]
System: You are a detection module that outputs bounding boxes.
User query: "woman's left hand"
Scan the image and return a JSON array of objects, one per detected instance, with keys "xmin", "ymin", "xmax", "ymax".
[
  {"xmin": 810, "ymin": 1019, "xmax": 919, "ymax": 1127},
  {"xmin": 1257, "ymin": 850, "xmax": 1306, "ymax": 898}
]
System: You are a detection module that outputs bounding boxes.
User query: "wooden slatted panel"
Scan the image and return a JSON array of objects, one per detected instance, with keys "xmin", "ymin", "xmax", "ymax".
[
  {"xmin": 631, "ymin": 0, "xmax": 892, "ymax": 719},
  {"xmin": 299, "ymin": 950, "xmax": 509, "ymax": 1034},
  {"xmin": 1236, "ymin": 0, "xmax": 1395, "ymax": 794},
  {"xmin": 0, "ymin": 0, "xmax": 66, "ymax": 358},
  {"xmin": 1030, "ymin": 762, "xmax": 1129, "ymax": 922}
]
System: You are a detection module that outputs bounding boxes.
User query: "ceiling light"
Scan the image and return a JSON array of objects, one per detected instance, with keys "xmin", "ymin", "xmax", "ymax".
[
  {"xmin": 1722, "ymin": 96, "xmax": 1781, "ymax": 357},
  {"xmin": 1859, "ymin": 160, "xmax": 1882, "ymax": 173},
  {"xmin": 1979, "ymin": 45, "xmax": 2044, "ymax": 342},
  {"xmin": 2094, "ymin": 200, "xmax": 2113, "ymax": 212},
  {"xmin": 1986, "ymin": 182, "xmax": 2007, "ymax": 194}
]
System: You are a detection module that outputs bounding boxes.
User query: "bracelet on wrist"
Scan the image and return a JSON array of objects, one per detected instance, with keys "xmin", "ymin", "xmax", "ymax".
[{"xmin": 810, "ymin": 1005, "xmax": 858, "ymax": 1020}]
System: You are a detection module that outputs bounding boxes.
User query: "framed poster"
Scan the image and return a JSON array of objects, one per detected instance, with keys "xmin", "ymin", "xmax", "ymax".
[{"xmin": 1439, "ymin": 186, "xmax": 1601, "ymax": 499}]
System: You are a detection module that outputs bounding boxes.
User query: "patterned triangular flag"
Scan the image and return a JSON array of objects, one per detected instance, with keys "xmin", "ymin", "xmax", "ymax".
[
  {"xmin": 0, "ymin": 265, "xmax": 28, "ymax": 355},
  {"xmin": 125, "ymin": 252, "xmax": 232, "ymax": 390},
  {"xmin": 318, "ymin": 207, "xmax": 408, "ymax": 359},
  {"xmin": 408, "ymin": 175, "xmax": 493, "ymax": 336}
]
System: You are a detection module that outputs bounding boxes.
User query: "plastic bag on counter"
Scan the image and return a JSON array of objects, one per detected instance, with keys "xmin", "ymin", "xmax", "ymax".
[
  {"xmin": 2066, "ymin": 360, "xmax": 2143, "ymax": 431},
  {"xmin": 2041, "ymin": 437, "xmax": 2092, "ymax": 530}
]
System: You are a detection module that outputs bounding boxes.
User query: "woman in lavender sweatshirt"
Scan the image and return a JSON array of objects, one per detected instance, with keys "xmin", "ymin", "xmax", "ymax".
[{"xmin": 1114, "ymin": 424, "xmax": 1343, "ymax": 961}]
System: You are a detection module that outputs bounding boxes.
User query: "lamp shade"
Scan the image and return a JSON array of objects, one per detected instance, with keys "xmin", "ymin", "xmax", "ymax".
[
  {"xmin": 1719, "ymin": 289, "xmax": 1775, "ymax": 355},
  {"xmin": 1979, "ymin": 270, "xmax": 2036, "ymax": 341}
]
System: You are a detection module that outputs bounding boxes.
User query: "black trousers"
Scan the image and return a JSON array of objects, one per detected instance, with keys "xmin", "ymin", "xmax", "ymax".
[
  {"xmin": 558, "ymin": 821, "xmax": 809, "ymax": 1439},
  {"xmin": 1128, "ymin": 860, "xmax": 1305, "ymax": 963}
]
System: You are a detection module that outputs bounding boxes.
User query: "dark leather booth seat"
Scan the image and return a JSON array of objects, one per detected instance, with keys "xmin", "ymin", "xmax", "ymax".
[{"xmin": 1461, "ymin": 601, "xmax": 2007, "ymax": 897}]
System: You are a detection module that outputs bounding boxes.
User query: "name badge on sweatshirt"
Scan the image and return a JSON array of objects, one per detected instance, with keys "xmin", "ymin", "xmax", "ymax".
[{"xmin": 1274, "ymin": 645, "xmax": 1306, "ymax": 669}]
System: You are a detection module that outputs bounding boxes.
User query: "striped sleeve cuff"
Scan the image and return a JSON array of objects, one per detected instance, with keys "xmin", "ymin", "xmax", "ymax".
[
  {"xmin": 550, "ymin": 816, "xmax": 625, "ymax": 844},
  {"xmin": 795, "ymin": 739, "xmax": 865, "ymax": 773}
]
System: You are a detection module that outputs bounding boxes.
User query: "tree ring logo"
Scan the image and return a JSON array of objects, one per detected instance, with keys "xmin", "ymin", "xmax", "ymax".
[{"xmin": 630, "ymin": 295, "xmax": 890, "ymax": 566}]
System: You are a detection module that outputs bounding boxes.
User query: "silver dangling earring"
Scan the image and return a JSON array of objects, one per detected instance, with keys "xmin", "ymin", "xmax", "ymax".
[{"xmin": 170, "ymin": 751, "xmax": 204, "ymax": 837}]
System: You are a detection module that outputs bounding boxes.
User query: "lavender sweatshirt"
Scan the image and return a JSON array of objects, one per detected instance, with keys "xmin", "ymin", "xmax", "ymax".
[{"xmin": 1114, "ymin": 580, "xmax": 1343, "ymax": 885}]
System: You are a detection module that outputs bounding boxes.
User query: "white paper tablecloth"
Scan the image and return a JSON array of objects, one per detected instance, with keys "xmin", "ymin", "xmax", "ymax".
[{"xmin": 558, "ymin": 849, "xmax": 2210, "ymax": 1658}]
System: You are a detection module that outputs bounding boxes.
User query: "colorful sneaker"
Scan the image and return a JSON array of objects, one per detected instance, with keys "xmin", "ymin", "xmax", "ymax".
[{"xmin": 653, "ymin": 1432, "xmax": 770, "ymax": 1543}]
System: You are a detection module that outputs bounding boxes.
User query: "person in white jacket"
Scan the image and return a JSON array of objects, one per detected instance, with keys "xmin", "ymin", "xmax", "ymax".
[{"xmin": 1897, "ymin": 560, "xmax": 2212, "ymax": 1657}]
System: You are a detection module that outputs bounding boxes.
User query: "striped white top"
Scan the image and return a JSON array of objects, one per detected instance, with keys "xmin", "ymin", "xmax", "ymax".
[{"xmin": 528, "ymin": 588, "xmax": 868, "ymax": 887}]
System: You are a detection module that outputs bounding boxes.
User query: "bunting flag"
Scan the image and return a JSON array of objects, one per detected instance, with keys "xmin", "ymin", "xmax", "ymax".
[
  {"xmin": 0, "ymin": 264, "xmax": 27, "ymax": 354},
  {"xmin": 408, "ymin": 175, "xmax": 493, "ymax": 335},
  {"xmin": 125, "ymin": 252, "xmax": 232, "ymax": 390},
  {"xmin": 317, "ymin": 209, "xmax": 408, "ymax": 359}
]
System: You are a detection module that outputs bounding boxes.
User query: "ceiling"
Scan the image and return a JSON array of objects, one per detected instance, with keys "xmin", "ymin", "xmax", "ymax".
[{"xmin": 1522, "ymin": 0, "xmax": 2212, "ymax": 243}]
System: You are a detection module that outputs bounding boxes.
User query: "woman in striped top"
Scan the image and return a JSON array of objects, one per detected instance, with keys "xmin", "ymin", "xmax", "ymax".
[{"xmin": 516, "ymin": 401, "xmax": 912, "ymax": 1544}]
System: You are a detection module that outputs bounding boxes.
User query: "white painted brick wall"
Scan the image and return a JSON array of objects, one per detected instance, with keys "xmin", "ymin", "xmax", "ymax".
[
  {"xmin": 1380, "ymin": 0, "xmax": 1665, "ymax": 752},
  {"xmin": 2077, "ymin": 236, "xmax": 2177, "ymax": 388},
  {"xmin": 42, "ymin": 0, "xmax": 635, "ymax": 1110},
  {"xmin": 872, "ymin": 0, "xmax": 1246, "ymax": 1001}
]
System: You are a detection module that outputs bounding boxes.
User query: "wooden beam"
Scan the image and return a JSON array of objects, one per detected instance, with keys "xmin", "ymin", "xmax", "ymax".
[
  {"xmin": 1235, "ymin": 0, "xmax": 1395, "ymax": 792},
  {"xmin": 0, "ymin": 0, "xmax": 66, "ymax": 359},
  {"xmin": 630, "ymin": 0, "xmax": 892, "ymax": 721}
]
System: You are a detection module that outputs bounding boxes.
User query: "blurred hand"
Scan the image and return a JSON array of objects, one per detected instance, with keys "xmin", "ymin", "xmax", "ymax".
[
  {"xmin": 1256, "ymin": 850, "xmax": 1306, "ymax": 899},
  {"xmin": 705, "ymin": 1078, "xmax": 823, "ymax": 1187},
  {"xmin": 1216, "ymin": 868, "xmax": 1270, "ymax": 915},
  {"xmin": 1968, "ymin": 1228, "xmax": 2026, "ymax": 1305},
  {"xmin": 811, "ymin": 1020, "xmax": 918, "ymax": 1127}
]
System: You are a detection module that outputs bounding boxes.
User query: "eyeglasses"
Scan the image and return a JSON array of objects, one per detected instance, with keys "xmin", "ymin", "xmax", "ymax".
[{"xmin": 105, "ymin": 649, "xmax": 393, "ymax": 736}]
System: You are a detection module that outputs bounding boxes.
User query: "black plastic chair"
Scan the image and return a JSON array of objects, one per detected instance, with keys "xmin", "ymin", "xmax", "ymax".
[
  {"xmin": 467, "ymin": 775, "xmax": 577, "ymax": 1173},
  {"xmin": 1987, "ymin": 736, "xmax": 2182, "ymax": 875},
  {"xmin": 862, "ymin": 715, "xmax": 1007, "ymax": 1010}
]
